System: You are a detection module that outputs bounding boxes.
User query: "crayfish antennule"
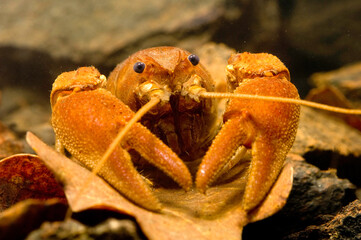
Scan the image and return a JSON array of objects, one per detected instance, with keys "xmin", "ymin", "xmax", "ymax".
[
  {"xmin": 187, "ymin": 86, "xmax": 207, "ymax": 102},
  {"xmin": 100, "ymin": 74, "xmax": 106, "ymax": 81},
  {"xmin": 99, "ymin": 74, "xmax": 107, "ymax": 87}
]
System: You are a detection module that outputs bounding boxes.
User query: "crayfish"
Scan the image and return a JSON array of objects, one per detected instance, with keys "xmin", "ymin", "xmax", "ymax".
[{"xmin": 50, "ymin": 46, "xmax": 361, "ymax": 213}]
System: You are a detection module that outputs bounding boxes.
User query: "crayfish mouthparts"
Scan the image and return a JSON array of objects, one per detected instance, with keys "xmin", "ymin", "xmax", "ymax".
[{"xmin": 137, "ymin": 80, "xmax": 172, "ymax": 102}]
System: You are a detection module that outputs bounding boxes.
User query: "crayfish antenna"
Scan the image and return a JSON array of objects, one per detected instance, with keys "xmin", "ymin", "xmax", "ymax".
[{"xmin": 198, "ymin": 92, "xmax": 361, "ymax": 115}]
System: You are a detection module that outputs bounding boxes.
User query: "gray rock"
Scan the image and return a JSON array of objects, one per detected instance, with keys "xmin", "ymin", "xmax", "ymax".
[
  {"xmin": 0, "ymin": 0, "xmax": 264, "ymax": 90},
  {"xmin": 243, "ymin": 159, "xmax": 356, "ymax": 239},
  {"xmin": 0, "ymin": 87, "xmax": 54, "ymax": 153},
  {"xmin": 26, "ymin": 218, "xmax": 142, "ymax": 240},
  {"xmin": 0, "ymin": 1, "xmax": 222, "ymax": 63}
]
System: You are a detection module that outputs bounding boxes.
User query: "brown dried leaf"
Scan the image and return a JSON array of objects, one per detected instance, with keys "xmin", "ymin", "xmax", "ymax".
[
  {"xmin": 26, "ymin": 132, "xmax": 293, "ymax": 240},
  {"xmin": 0, "ymin": 154, "xmax": 66, "ymax": 211}
]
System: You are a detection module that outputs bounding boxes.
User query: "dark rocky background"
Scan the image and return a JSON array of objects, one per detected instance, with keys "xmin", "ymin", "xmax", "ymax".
[
  {"xmin": 1, "ymin": 0, "xmax": 361, "ymax": 96},
  {"xmin": 1, "ymin": 0, "xmax": 361, "ymax": 239}
]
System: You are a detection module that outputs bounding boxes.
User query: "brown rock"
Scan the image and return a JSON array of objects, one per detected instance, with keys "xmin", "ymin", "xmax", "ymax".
[
  {"xmin": 243, "ymin": 157, "xmax": 356, "ymax": 239},
  {"xmin": 0, "ymin": 0, "xmax": 286, "ymax": 91},
  {"xmin": 284, "ymin": 200, "xmax": 361, "ymax": 240},
  {"xmin": 292, "ymin": 106, "xmax": 361, "ymax": 186},
  {"xmin": 309, "ymin": 62, "xmax": 361, "ymax": 102},
  {"xmin": 0, "ymin": 1, "xmax": 222, "ymax": 64},
  {"xmin": 292, "ymin": 106, "xmax": 361, "ymax": 157}
]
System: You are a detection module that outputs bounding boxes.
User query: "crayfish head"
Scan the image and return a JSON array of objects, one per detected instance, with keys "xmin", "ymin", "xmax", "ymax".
[
  {"xmin": 226, "ymin": 52, "xmax": 290, "ymax": 91},
  {"xmin": 50, "ymin": 66, "xmax": 106, "ymax": 108},
  {"xmin": 107, "ymin": 46, "xmax": 218, "ymax": 160}
]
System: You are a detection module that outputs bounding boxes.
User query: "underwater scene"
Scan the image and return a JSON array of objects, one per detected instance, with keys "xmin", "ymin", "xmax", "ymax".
[{"xmin": 1, "ymin": 1, "xmax": 361, "ymax": 239}]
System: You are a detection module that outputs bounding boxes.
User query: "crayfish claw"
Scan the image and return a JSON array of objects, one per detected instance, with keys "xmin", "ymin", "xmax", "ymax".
[
  {"xmin": 196, "ymin": 64, "xmax": 300, "ymax": 211},
  {"xmin": 242, "ymin": 136, "xmax": 286, "ymax": 211},
  {"xmin": 101, "ymin": 146, "xmax": 162, "ymax": 211},
  {"xmin": 195, "ymin": 114, "xmax": 255, "ymax": 193}
]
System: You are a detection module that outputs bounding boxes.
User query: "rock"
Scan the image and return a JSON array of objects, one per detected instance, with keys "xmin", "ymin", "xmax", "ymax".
[
  {"xmin": 292, "ymin": 106, "xmax": 361, "ymax": 186},
  {"xmin": 285, "ymin": 0, "xmax": 361, "ymax": 67},
  {"xmin": 284, "ymin": 200, "xmax": 361, "ymax": 240},
  {"xmin": 292, "ymin": 107, "xmax": 361, "ymax": 157},
  {"xmin": 195, "ymin": 42, "xmax": 236, "ymax": 92},
  {"xmin": 243, "ymin": 156, "xmax": 356, "ymax": 239},
  {"xmin": 309, "ymin": 62, "xmax": 361, "ymax": 102},
  {"xmin": 0, "ymin": 0, "xmax": 291, "ymax": 93},
  {"xmin": 0, "ymin": 1, "xmax": 228, "ymax": 63},
  {"xmin": 0, "ymin": 0, "xmax": 249, "ymax": 89},
  {"xmin": 1, "ymin": 0, "xmax": 361, "ymax": 98},
  {"xmin": 284, "ymin": 159, "xmax": 355, "ymax": 222},
  {"xmin": 0, "ymin": 87, "xmax": 54, "ymax": 153},
  {"xmin": 26, "ymin": 218, "xmax": 142, "ymax": 240}
]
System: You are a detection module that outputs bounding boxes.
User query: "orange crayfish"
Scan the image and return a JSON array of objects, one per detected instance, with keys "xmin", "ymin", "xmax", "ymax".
[{"xmin": 50, "ymin": 46, "xmax": 360, "ymax": 213}]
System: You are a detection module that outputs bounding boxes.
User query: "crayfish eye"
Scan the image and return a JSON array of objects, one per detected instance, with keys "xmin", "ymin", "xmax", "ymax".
[
  {"xmin": 133, "ymin": 62, "xmax": 146, "ymax": 73},
  {"xmin": 188, "ymin": 54, "xmax": 200, "ymax": 66}
]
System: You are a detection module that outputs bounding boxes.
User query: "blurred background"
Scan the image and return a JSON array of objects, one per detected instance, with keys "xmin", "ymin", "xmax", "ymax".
[
  {"xmin": 1, "ymin": 2, "xmax": 361, "ymax": 238},
  {"xmin": 1, "ymin": 0, "xmax": 360, "ymax": 96}
]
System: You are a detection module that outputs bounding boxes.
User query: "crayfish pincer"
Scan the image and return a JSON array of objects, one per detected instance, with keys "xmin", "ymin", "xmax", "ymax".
[
  {"xmin": 50, "ymin": 66, "xmax": 192, "ymax": 211},
  {"xmin": 196, "ymin": 52, "xmax": 300, "ymax": 211}
]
